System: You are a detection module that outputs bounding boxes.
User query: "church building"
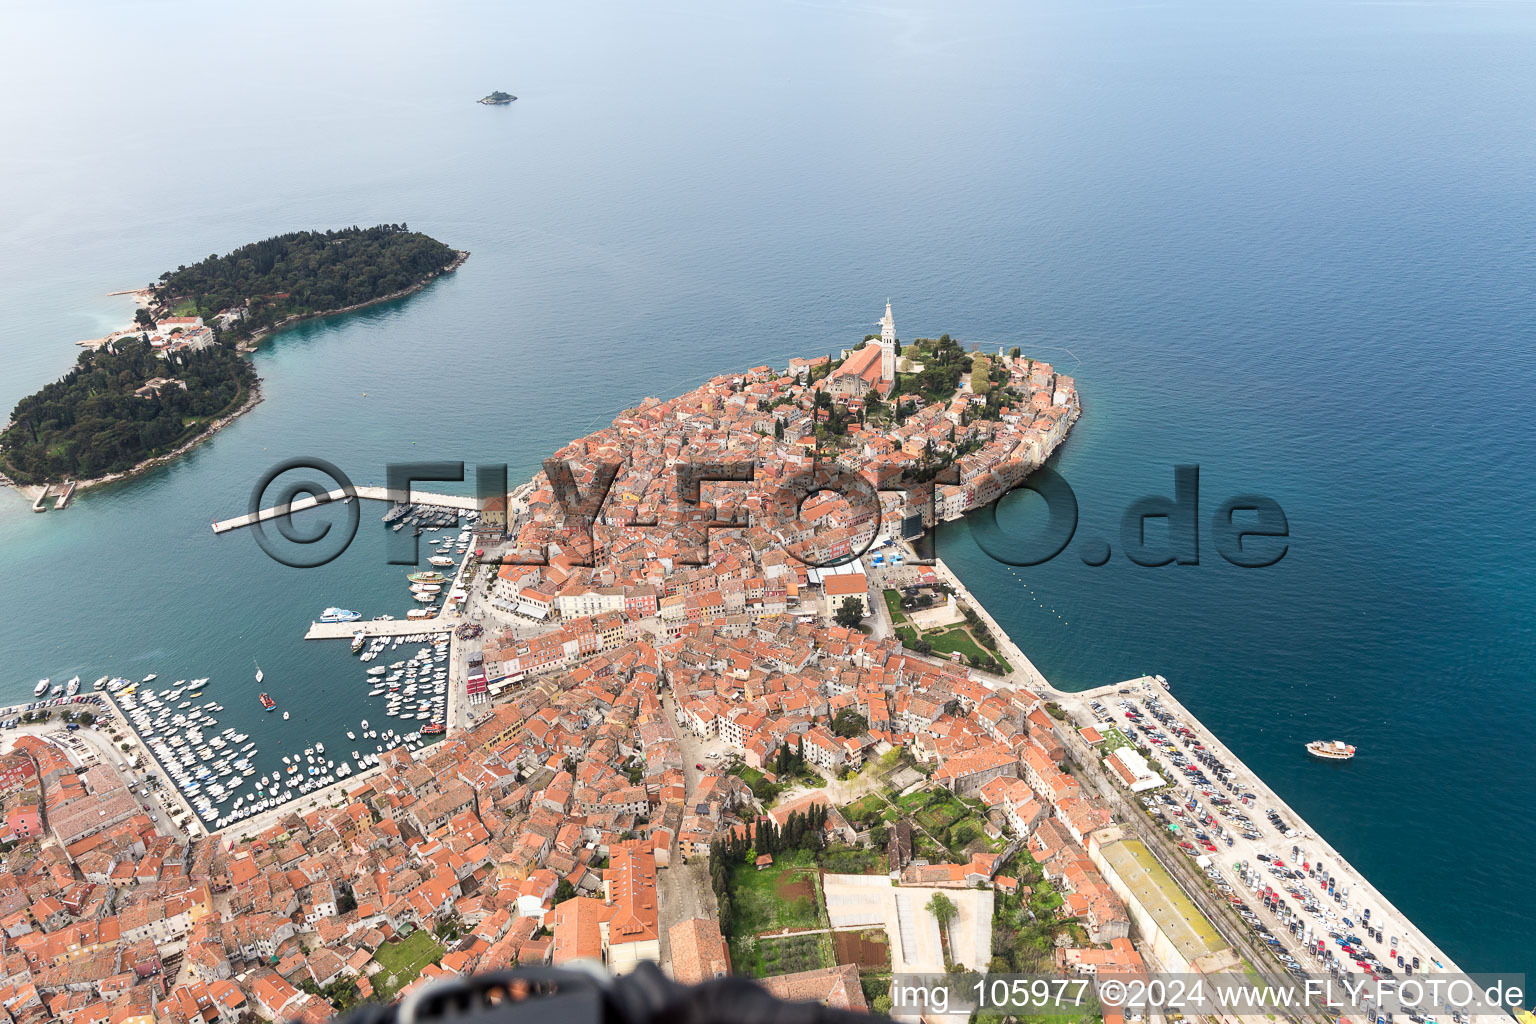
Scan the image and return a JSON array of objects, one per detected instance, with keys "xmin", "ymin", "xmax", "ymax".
[{"xmin": 826, "ymin": 300, "xmax": 898, "ymax": 399}]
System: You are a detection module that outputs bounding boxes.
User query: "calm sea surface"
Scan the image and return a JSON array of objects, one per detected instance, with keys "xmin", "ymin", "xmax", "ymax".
[{"xmin": 1, "ymin": 0, "xmax": 1532, "ymax": 973}]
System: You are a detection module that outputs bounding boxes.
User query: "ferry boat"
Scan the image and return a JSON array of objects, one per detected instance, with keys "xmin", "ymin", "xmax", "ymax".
[
  {"xmin": 428, "ymin": 555, "xmax": 455, "ymax": 567},
  {"xmin": 1306, "ymin": 739, "xmax": 1355, "ymax": 761},
  {"xmin": 351, "ymin": 633, "xmax": 366, "ymax": 654},
  {"xmin": 33, "ymin": 679, "xmax": 50, "ymax": 696},
  {"xmin": 320, "ymin": 607, "xmax": 362, "ymax": 623},
  {"xmin": 259, "ymin": 693, "xmax": 277, "ymax": 711},
  {"xmin": 422, "ymin": 722, "xmax": 445, "ymax": 735},
  {"xmin": 407, "ymin": 571, "xmax": 447, "ymax": 584}
]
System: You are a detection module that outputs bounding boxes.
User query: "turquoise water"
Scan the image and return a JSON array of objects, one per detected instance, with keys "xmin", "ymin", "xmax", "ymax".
[{"xmin": 2, "ymin": 0, "xmax": 1533, "ymax": 973}]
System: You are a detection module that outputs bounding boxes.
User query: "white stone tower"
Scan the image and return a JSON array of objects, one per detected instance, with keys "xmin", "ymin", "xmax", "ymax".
[{"xmin": 877, "ymin": 299, "xmax": 896, "ymax": 382}]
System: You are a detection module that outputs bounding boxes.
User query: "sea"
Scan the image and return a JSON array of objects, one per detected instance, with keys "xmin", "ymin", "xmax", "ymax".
[{"xmin": 1, "ymin": 0, "xmax": 1532, "ymax": 976}]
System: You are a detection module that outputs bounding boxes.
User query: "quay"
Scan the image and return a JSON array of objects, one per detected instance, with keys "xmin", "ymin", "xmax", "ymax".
[
  {"xmin": 303, "ymin": 617, "xmax": 454, "ymax": 640},
  {"xmin": 1045, "ymin": 673, "xmax": 1498, "ymax": 1020},
  {"xmin": 94, "ymin": 691, "xmax": 209, "ymax": 838},
  {"xmin": 880, "ymin": 539, "xmax": 1489, "ymax": 1017},
  {"xmin": 211, "ymin": 486, "xmax": 481, "ymax": 533}
]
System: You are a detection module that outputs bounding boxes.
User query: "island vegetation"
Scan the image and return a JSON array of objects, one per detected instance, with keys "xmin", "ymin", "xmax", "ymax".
[
  {"xmin": 152, "ymin": 225, "xmax": 459, "ymax": 343},
  {"xmin": 2, "ymin": 225, "xmax": 461, "ymax": 487},
  {"xmin": 2, "ymin": 339, "xmax": 256, "ymax": 483},
  {"xmin": 478, "ymin": 91, "xmax": 516, "ymax": 105}
]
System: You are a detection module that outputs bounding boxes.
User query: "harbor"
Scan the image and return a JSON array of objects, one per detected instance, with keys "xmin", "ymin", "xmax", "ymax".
[
  {"xmin": 77, "ymin": 629, "xmax": 454, "ymax": 835},
  {"xmin": 36, "ymin": 505, "xmax": 489, "ymax": 837},
  {"xmin": 210, "ymin": 486, "xmax": 480, "ymax": 533}
]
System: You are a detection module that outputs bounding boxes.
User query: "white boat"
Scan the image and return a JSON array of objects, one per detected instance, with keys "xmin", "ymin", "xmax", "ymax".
[
  {"xmin": 33, "ymin": 679, "xmax": 49, "ymax": 696},
  {"xmin": 254, "ymin": 664, "xmax": 264, "ymax": 683},
  {"xmin": 1306, "ymin": 739, "xmax": 1356, "ymax": 761},
  {"xmin": 347, "ymin": 731, "xmax": 356, "ymax": 740}
]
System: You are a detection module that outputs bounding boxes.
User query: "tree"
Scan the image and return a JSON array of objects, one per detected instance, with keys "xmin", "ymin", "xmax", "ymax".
[
  {"xmin": 927, "ymin": 892, "xmax": 958, "ymax": 933},
  {"xmin": 555, "ymin": 879, "xmax": 577, "ymax": 903},
  {"xmin": 830, "ymin": 709, "xmax": 868, "ymax": 738},
  {"xmin": 1009, "ymin": 346, "xmax": 1021, "ymax": 358},
  {"xmin": 834, "ymin": 595, "xmax": 865, "ymax": 629},
  {"xmin": 970, "ymin": 353, "xmax": 992, "ymax": 396}
]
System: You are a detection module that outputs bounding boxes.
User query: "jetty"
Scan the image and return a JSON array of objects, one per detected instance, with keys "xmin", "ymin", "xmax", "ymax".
[
  {"xmin": 211, "ymin": 486, "xmax": 481, "ymax": 533},
  {"xmin": 30, "ymin": 479, "xmax": 75, "ymax": 512},
  {"xmin": 303, "ymin": 617, "xmax": 454, "ymax": 640}
]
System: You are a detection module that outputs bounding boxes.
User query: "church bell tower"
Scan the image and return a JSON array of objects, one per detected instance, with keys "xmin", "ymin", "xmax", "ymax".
[{"xmin": 878, "ymin": 299, "xmax": 896, "ymax": 382}]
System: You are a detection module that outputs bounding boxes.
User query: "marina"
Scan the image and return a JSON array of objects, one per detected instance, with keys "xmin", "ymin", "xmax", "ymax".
[
  {"xmin": 11, "ymin": 517, "xmax": 477, "ymax": 838},
  {"xmin": 209, "ymin": 487, "xmax": 480, "ymax": 533},
  {"xmin": 77, "ymin": 631, "xmax": 455, "ymax": 834}
]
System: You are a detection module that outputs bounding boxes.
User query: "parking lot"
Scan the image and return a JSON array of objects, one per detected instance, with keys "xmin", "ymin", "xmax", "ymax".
[{"xmin": 1094, "ymin": 685, "xmax": 1463, "ymax": 1023}]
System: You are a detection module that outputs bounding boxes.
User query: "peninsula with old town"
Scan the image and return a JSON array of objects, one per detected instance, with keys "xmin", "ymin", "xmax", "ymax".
[{"xmin": 0, "ymin": 304, "xmax": 1496, "ymax": 1024}]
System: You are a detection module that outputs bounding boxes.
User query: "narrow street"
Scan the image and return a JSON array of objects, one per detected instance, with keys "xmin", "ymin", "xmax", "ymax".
[{"xmin": 656, "ymin": 689, "xmax": 721, "ymax": 971}]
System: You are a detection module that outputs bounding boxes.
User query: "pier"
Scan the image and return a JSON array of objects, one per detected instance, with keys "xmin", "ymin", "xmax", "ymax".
[
  {"xmin": 303, "ymin": 617, "xmax": 454, "ymax": 640},
  {"xmin": 211, "ymin": 486, "xmax": 481, "ymax": 533},
  {"xmin": 30, "ymin": 479, "xmax": 75, "ymax": 513}
]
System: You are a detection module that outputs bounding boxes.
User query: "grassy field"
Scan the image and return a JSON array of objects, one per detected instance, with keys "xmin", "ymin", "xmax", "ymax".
[
  {"xmin": 734, "ymin": 764, "xmax": 766, "ymax": 787},
  {"xmin": 843, "ymin": 793, "xmax": 888, "ymax": 827},
  {"xmin": 882, "ymin": 588, "xmax": 908, "ymax": 624},
  {"xmin": 924, "ymin": 626, "xmax": 1013, "ymax": 674},
  {"xmin": 1100, "ymin": 726, "xmax": 1134, "ymax": 754},
  {"xmin": 727, "ymin": 849, "xmax": 824, "ymax": 936},
  {"xmin": 892, "ymin": 615, "xmax": 1014, "ymax": 675},
  {"xmin": 895, "ymin": 788, "xmax": 1000, "ymax": 859},
  {"xmin": 370, "ymin": 930, "xmax": 445, "ymax": 1000}
]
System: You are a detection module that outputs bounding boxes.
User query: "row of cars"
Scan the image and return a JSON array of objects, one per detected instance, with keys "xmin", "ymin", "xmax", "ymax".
[
  {"xmin": 1112, "ymin": 691, "xmax": 1453, "ymax": 1023},
  {"xmin": 1116, "ymin": 697, "xmax": 1263, "ymax": 845},
  {"xmin": 1, "ymin": 693, "xmax": 108, "ymax": 730},
  {"xmin": 1110, "ymin": 696, "xmax": 1347, "ymax": 992}
]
